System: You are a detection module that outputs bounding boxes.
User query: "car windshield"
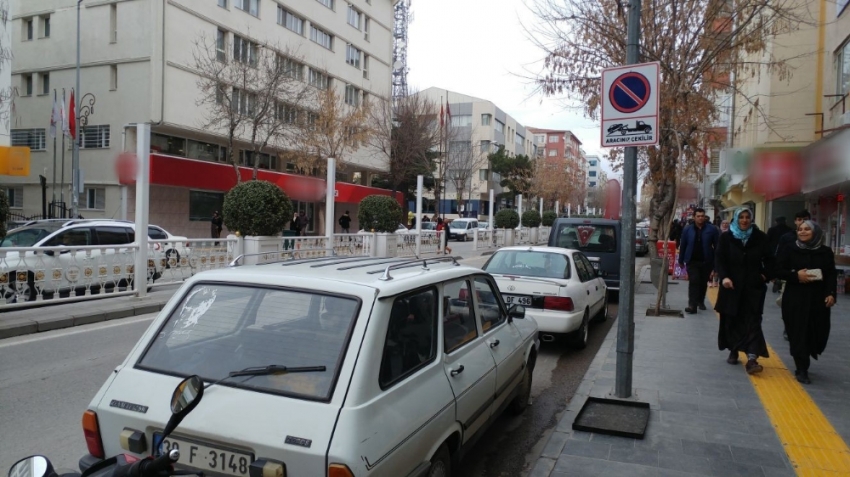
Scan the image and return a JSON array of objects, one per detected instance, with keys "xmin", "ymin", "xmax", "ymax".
[
  {"xmin": 451, "ymin": 221, "xmax": 471, "ymax": 229},
  {"xmin": 553, "ymin": 224, "xmax": 617, "ymax": 253},
  {"xmin": 137, "ymin": 283, "xmax": 360, "ymax": 401},
  {"xmin": 0, "ymin": 226, "xmax": 61, "ymax": 247},
  {"xmin": 483, "ymin": 250, "xmax": 571, "ymax": 279}
]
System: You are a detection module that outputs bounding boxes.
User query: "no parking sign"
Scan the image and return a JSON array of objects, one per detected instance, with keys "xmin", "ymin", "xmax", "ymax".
[{"xmin": 601, "ymin": 62, "xmax": 660, "ymax": 147}]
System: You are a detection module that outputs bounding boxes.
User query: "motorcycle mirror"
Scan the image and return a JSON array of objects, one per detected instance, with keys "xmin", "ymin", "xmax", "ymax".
[
  {"xmin": 161, "ymin": 375, "xmax": 204, "ymax": 442},
  {"xmin": 8, "ymin": 456, "xmax": 55, "ymax": 477}
]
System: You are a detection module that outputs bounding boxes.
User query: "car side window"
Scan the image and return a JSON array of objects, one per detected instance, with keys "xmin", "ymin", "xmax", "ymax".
[
  {"xmin": 573, "ymin": 253, "xmax": 591, "ymax": 282},
  {"xmin": 473, "ymin": 277, "xmax": 506, "ymax": 333},
  {"xmin": 579, "ymin": 255, "xmax": 597, "ymax": 279},
  {"xmin": 44, "ymin": 228, "xmax": 92, "ymax": 247},
  {"xmin": 148, "ymin": 227, "xmax": 168, "ymax": 240},
  {"xmin": 95, "ymin": 226, "xmax": 132, "ymax": 245},
  {"xmin": 443, "ymin": 279, "xmax": 478, "ymax": 354},
  {"xmin": 379, "ymin": 287, "xmax": 438, "ymax": 389}
]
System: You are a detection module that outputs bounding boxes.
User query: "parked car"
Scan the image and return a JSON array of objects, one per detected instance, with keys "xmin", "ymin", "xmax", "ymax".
[
  {"xmin": 78, "ymin": 256, "xmax": 539, "ymax": 477},
  {"xmin": 635, "ymin": 227, "xmax": 649, "ymax": 256},
  {"xmin": 482, "ymin": 246, "xmax": 607, "ymax": 348},
  {"xmin": 478, "ymin": 222, "xmax": 490, "ymax": 230},
  {"xmin": 548, "ymin": 217, "xmax": 622, "ymax": 294},
  {"xmin": 0, "ymin": 219, "xmax": 184, "ymax": 302},
  {"xmin": 420, "ymin": 221, "xmax": 438, "ymax": 231},
  {"xmin": 448, "ymin": 218, "xmax": 479, "ymax": 241}
]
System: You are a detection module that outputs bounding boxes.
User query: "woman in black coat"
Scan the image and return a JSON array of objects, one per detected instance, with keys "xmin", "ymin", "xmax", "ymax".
[
  {"xmin": 714, "ymin": 207, "xmax": 773, "ymax": 374},
  {"xmin": 774, "ymin": 220, "xmax": 836, "ymax": 384}
]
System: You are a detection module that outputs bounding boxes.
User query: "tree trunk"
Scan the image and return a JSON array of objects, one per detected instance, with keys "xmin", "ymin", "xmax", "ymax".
[{"xmin": 229, "ymin": 129, "xmax": 240, "ymax": 184}]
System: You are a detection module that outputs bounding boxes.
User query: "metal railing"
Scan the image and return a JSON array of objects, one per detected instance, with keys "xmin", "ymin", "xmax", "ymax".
[
  {"xmin": 0, "ymin": 245, "xmax": 147, "ymax": 309},
  {"xmin": 148, "ymin": 238, "xmax": 237, "ymax": 288},
  {"xmin": 331, "ymin": 233, "xmax": 373, "ymax": 256}
]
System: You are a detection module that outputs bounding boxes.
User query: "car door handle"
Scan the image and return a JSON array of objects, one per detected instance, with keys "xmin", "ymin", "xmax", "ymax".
[
  {"xmin": 489, "ymin": 340, "xmax": 500, "ymax": 348},
  {"xmin": 587, "ymin": 290, "xmax": 590, "ymax": 295},
  {"xmin": 450, "ymin": 365, "xmax": 465, "ymax": 377}
]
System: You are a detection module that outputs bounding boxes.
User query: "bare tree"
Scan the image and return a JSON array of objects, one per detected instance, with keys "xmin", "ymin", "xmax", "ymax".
[
  {"xmin": 445, "ymin": 126, "xmax": 488, "ymax": 215},
  {"xmin": 0, "ymin": 1, "xmax": 12, "ymax": 136},
  {"xmin": 529, "ymin": 0, "xmax": 812, "ymax": 249},
  {"xmin": 193, "ymin": 33, "xmax": 311, "ymax": 181}
]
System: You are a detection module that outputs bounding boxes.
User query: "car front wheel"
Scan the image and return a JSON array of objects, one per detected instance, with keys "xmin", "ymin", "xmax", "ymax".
[{"xmin": 428, "ymin": 444, "xmax": 451, "ymax": 477}]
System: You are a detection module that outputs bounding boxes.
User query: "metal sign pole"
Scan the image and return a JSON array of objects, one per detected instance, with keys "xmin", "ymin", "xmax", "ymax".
[{"xmin": 615, "ymin": 0, "xmax": 642, "ymax": 399}]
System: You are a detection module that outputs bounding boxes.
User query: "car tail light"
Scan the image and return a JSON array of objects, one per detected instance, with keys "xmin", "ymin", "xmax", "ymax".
[
  {"xmin": 82, "ymin": 410, "xmax": 105, "ymax": 458},
  {"xmin": 328, "ymin": 464, "xmax": 355, "ymax": 477},
  {"xmin": 122, "ymin": 454, "xmax": 141, "ymax": 464},
  {"xmin": 543, "ymin": 296, "xmax": 574, "ymax": 312}
]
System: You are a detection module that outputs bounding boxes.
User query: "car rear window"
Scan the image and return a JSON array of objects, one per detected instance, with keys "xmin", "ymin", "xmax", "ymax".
[
  {"xmin": 0, "ymin": 226, "xmax": 61, "ymax": 247},
  {"xmin": 553, "ymin": 224, "xmax": 617, "ymax": 253},
  {"xmin": 137, "ymin": 283, "xmax": 360, "ymax": 401},
  {"xmin": 482, "ymin": 250, "xmax": 571, "ymax": 279}
]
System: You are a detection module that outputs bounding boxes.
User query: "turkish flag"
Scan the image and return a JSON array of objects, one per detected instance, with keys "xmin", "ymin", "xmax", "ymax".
[
  {"xmin": 577, "ymin": 226, "xmax": 595, "ymax": 247},
  {"xmin": 68, "ymin": 89, "xmax": 77, "ymax": 140}
]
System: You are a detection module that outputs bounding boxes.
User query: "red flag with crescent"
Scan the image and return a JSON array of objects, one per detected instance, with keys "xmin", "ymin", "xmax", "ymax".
[{"xmin": 577, "ymin": 226, "xmax": 595, "ymax": 247}]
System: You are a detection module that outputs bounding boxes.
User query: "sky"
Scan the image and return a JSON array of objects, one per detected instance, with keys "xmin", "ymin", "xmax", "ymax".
[{"xmin": 406, "ymin": 0, "xmax": 618, "ymax": 179}]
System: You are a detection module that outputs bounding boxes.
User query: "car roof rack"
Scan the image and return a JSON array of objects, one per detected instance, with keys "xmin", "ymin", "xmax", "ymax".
[
  {"xmin": 228, "ymin": 248, "xmax": 338, "ymax": 267},
  {"xmin": 371, "ymin": 256, "xmax": 460, "ymax": 281}
]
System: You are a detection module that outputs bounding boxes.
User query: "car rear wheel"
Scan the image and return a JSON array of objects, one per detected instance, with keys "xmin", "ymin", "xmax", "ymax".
[
  {"xmin": 428, "ymin": 444, "xmax": 451, "ymax": 477},
  {"xmin": 508, "ymin": 363, "xmax": 533, "ymax": 415},
  {"xmin": 569, "ymin": 310, "xmax": 590, "ymax": 349},
  {"xmin": 165, "ymin": 249, "xmax": 180, "ymax": 269},
  {"xmin": 594, "ymin": 295, "xmax": 609, "ymax": 323},
  {"xmin": 8, "ymin": 271, "xmax": 37, "ymax": 303}
]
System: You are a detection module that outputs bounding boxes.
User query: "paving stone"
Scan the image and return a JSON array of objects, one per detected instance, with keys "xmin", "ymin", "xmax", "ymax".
[
  {"xmin": 703, "ymin": 431, "xmax": 782, "ymax": 453},
  {"xmin": 607, "ymin": 446, "xmax": 659, "ymax": 467},
  {"xmin": 658, "ymin": 453, "xmax": 713, "ymax": 476},
  {"xmin": 681, "ymin": 439, "xmax": 733, "ymax": 460},
  {"xmin": 645, "ymin": 421, "xmax": 706, "ymax": 441},
  {"xmin": 634, "ymin": 435, "xmax": 682, "ymax": 454},
  {"xmin": 729, "ymin": 446, "xmax": 788, "ymax": 469},
  {"xmin": 660, "ymin": 399, "xmax": 699, "ymax": 413},
  {"xmin": 541, "ymin": 432, "xmax": 570, "ymax": 459},
  {"xmin": 706, "ymin": 457, "xmax": 765, "ymax": 477},
  {"xmin": 559, "ymin": 439, "xmax": 611, "ymax": 459},
  {"xmin": 588, "ymin": 432, "xmax": 636, "ymax": 449},
  {"xmin": 527, "ymin": 457, "xmax": 556, "ymax": 477},
  {"xmin": 35, "ymin": 314, "xmax": 76, "ymax": 332}
]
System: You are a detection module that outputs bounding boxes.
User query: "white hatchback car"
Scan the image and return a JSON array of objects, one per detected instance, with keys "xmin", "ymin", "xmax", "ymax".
[
  {"xmin": 482, "ymin": 246, "xmax": 608, "ymax": 349},
  {"xmin": 78, "ymin": 255, "xmax": 539, "ymax": 477}
]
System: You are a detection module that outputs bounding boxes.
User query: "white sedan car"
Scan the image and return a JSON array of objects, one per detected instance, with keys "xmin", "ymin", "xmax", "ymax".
[{"xmin": 482, "ymin": 246, "xmax": 608, "ymax": 349}]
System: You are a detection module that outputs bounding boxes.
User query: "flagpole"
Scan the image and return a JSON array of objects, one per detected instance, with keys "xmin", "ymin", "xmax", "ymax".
[
  {"xmin": 51, "ymin": 90, "xmax": 57, "ymax": 213},
  {"xmin": 61, "ymin": 89, "xmax": 67, "ymax": 215},
  {"xmin": 438, "ymin": 95, "xmax": 443, "ymax": 219},
  {"xmin": 72, "ymin": 0, "xmax": 83, "ymax": 219}
]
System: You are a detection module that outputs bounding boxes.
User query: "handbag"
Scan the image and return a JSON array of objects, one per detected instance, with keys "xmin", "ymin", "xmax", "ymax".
[{"xmin": 806, "ymin": 269, "xmax": 823, "ymax": 281}]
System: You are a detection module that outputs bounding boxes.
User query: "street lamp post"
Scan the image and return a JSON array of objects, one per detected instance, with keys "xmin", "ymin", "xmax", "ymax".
[{"xmin": 71, "ymin": 0, "xmax": 83, "ymax": 219}]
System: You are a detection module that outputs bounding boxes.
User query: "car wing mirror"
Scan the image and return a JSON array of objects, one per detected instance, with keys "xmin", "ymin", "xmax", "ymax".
[
  {"xmin": 8, "ymin": 456, "xmax": 55, "ymax": 477},
  {"xmin": 508, "ymin": 304, "xmax": 526, "ymax": 321},
  {"xmin": 161, "ymin": 375, "xmax": 204, "ymax": 442}
]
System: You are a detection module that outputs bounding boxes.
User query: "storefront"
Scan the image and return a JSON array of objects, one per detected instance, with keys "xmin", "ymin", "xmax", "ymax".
[
  {"xmin": 127, "ymin": 154, "xmax": 403, "ymax": 238},
  {"xmin": 801, "ymin": 129, "xmax": 850, "ymax": 259}
]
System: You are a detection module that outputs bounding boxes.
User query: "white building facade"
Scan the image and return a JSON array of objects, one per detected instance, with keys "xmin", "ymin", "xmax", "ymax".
[{"xmin": 8, "ymin": 0, "xmax": 397, "ymax": 236}]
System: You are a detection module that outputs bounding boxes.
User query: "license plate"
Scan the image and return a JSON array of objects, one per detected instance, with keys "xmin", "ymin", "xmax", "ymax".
[
  {"xmin": 154, "ymin": 434, "xmax": 254, "ymax": 477},
  {"xmin": 504, "ymin": 295, "xmax": 532, "ymax": 306},
  {"xmin": 590, "ymin": 262, "xmax": 600, "ymax": 270}
]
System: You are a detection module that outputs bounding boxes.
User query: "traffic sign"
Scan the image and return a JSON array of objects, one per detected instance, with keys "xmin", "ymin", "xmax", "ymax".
[{"xmin": 601, "ymin": 62, "xmax": 659, "ymax": 147}]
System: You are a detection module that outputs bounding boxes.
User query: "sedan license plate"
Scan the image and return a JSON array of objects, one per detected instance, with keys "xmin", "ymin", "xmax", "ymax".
[
  {"xmin": 155, "ymin": 434, "xmax": 254, "ymax": 477},
  {"xmin": 504, "ymin": 295, "xmax": 532, "ymax": 306}
]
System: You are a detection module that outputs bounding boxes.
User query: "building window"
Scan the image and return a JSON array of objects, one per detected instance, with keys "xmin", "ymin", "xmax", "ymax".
[
  {"xmin": 216, "ymin": 29, "xmax": 227, "ymax": 62},
  {"xmin": 110, "ymin": 4, "xmax": 117, "ymax": 43},
  {"xmin": 232, "ymin": 87, "xmax": 257, "ymax": 116},
  {"xmin": 347, "ymin": 5, "xmax": 362, "ymax": 29},
  {"xmin": 189, "ymin": 190, "xmax": 225, "ymax": 221},
  {"xmin": 186, "ymin": 139, "xmax": 222, "ymax": 162},
  {"xmin": 515, "ymin": 133, "xmax": 524, "ymax": 146},
  {"xmin": 589, "ymin": 170, "xmax": 597, "ymax": 177},
  {"xmin": 24, "ymin": 18, "xmax": 33, "ymax": 41},
  {"xmin": 218, "ymin": 0, "xmax": 227, "ymax": 7},
  {"xmin": 240, "ymin": 150, "xmax": 277, "ymax": 169},
  {"xmin": 548, "ymin": 135, "xmax": 559, "ymax": 143},
  {"xmin": 310, "ymin": 25, "xmax": 333, "ymax": 50},
  {"xmin": 479, "ymin": 169, "xmax": 490, "ymax": 181},
  {"xmin": 276, "ymin": 102, "xmax": 299, "ymax": 123},
  {"xmin": 450, "ymin": 115, "xmax": 472, "ymax": 127},
  {"xmin": 838, "ymin": 41, "xmax": 850, "ymax": 96},
  {"xmin": 151, "ymin": 133, "xmax": 187, "ymax": 156},
  {"xmin": 40, "ymin": 15, "xmax": 50, "ymax": 38},
  {"xmin": 277, "ymin": 7, "xmax": 304, "ymax": 35},
  {"xmin": 362, "ymin": 55, "xmax": 369, "ymax": 79},
  {"xmin": 81, "ymin": 125, "xmax": 111, "ymax": 149},
  {"xmin": 233, "ymin": 35, "xmax": 258, "ymax": 65},
  {"xmin": 110, "ymin": 65, "xmax": 118, "ymax": 90},
  {"xmin": 481, "ymin": 114, "xmax": 491, "ymax": 126},
  {"xmin": 80, "ymin": 187, "xmax": 106, "ymax": 210},
  {"xmin": 709, "ymin": 150, "xmax": 720, "ymax": 174},
  {"xmin": 22, "ymin": 74, "xmax": 32, "ymax": 96},
  {"xmin": 3, "ymin": 186, "xmax": 24, "ymax": 208},
  {"xmin": 292, "ymin": 201, "xmax": 316, "ymax": 232},
  {"xmin": 38, "ymin": 74, "xmax": 49, "ymax": 96},
  {"xmin": 548, "ymin": 149, "xmax": 557, "ymax": 157},
  {"xmin": 589, "ymin": 159, "xmax": 597, "ymax": 166},
  {"xmin": 234, "ymin": 0, "xmax": 260, "ymax": 16},
  {"xmin": 364, "ymin": 17, "xmax": 370, "ymax": 41},
  {"xmin": 11, "ymin": 129, "xmax": 46, "ymax": 150},
  {"xmin": 346, "ymin": 44, "xmax": 361, "ymax": 68},
  {"xmin": 344, "ymin": 84, "xmax": 360, "ymax": 106},
  {"xmin": 589, "ymin": 181, "xmax": 597, "ymax": 188},
  {"xmin": 308, "ymin": 68, "xmax": 329, "ymax": 89},
  {"xmin": 316, "ymin": 0, "xmax": 334, "ymax": 9},
  {"xmin": 278, "ymin": 56, "xmax": 303, "ymax": 80},
  {"xmin": 480, "ymin": 140, "xmax": 491, "ymax": 153},
  {"xmin": 494, "ymin": 119, "xmax": 504, "ymax": 133}
]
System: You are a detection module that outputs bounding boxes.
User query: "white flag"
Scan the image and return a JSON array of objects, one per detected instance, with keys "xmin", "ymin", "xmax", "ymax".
[
  {"xmin": 49, "ymin": 91, "xmax": 60, "ymax": 138},
  {"xmin": 61, "ymin": 91, "xmax": 69, "ymax": 137}
]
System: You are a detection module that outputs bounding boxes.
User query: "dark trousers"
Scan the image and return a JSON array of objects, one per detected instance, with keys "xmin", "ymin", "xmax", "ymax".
[
  {"xmin": 686, "ymin": 261, "xmax": 711, "ymax": 307},
  {"xmin": 793, "ymin": 355, "xmax": 811, "ymax": 372}
]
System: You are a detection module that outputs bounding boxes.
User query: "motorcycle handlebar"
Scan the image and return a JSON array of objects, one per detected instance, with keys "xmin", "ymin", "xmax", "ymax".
[{"xmin": 111, "ymin": 450, "xmax": 177, "ymax": 477}]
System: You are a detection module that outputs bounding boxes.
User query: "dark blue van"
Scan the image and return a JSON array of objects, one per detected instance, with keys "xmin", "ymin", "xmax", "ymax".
[{"xmin": 548, "ymin": 218, "xmax": 622, "ymax": 292}]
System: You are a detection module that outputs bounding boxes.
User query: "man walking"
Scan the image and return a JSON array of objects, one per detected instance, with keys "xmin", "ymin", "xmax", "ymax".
[
  {"xmin": 338, "ymin": 211, "xmax": 352, "ymax": 234},
  {"xmin": 297, "ymin": 211, "xmax": 309, "ymax": 236},
  {"xmin": 678, "ymin": 208, "xmax": 720, "ymax": 314},
  {"xmin": 211, "ymin": 211, "xmax": 223, "ymax": 246}
]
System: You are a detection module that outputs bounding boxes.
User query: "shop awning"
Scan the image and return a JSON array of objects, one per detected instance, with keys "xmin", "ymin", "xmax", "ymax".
[{"xmin": 149, "ymin": 154, "xmax": 402, "ymax": 204}]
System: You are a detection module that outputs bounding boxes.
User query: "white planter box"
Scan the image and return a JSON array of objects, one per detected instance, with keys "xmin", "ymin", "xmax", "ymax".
[
  {"xmin": 530, "ymin": 227, "xmax": 539, "ymax": 244},
  {"xmin": 243, "ymin": 235, "xmax": 283, "ymax": 265},
  {"xmin": 374, "ymin": 233, "xmax": 398, "ymax": 258},
  {"xmin": 504, "ymin": 229, "xmax": 515, "ymax": 246}
]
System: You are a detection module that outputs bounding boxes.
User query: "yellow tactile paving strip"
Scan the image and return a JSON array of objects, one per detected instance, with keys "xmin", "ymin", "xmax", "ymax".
[{"xmin": 707, "ymin": 288, "xmax": 850, "ymax": 475}]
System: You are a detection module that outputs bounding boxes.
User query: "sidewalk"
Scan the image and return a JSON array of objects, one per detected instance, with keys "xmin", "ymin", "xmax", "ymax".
[
  {"xmin": 0, "ymin": 252, "xmax": 492, "ymax": 339},
  {"xmin": 529, "ymin": 267, "xmax": 850, "ymax": 477}
]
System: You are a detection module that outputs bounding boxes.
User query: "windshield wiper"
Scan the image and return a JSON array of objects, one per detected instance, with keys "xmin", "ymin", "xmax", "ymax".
[{"xmin": 229, "ymin": 365, "xmax": 326, "ymax": 377}]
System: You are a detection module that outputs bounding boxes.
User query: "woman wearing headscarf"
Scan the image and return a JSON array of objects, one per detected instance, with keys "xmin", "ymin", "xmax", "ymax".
[
  {"xmin": 714, "ymin": 207, "xmax": 774, "ymax": 374},
  {"xmin": 773, "ymin": 220, "xmax": 836, "ymax": 384}
]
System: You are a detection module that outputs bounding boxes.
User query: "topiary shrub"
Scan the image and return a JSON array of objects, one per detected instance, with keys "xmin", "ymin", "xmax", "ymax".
[
  {"xmin": 358, "ymin": 195, "xmax": 402, "ymax": 233},
  {"xmin": 0, "ymin": 191, "xmax": 8, "ymax": 239},
  {"xmin": 223, "ymin": 180, "xmax": 292, "ymax": 236},
  {"xmin": 522, "ymin": 210, "xmax": 542, "ymax": 228},
  {"xmin": 542, "ymin": 210, "xmax": 557, "ymax": 226},
  {"xmin": 494, "ymin": 209, "xmax": 519, "ymax": 229}
]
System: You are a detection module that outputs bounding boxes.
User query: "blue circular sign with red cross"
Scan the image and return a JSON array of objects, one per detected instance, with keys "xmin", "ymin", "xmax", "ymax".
[{"xmin": 609, "ymin": 72, "xmax": 651, "ymax": 114}]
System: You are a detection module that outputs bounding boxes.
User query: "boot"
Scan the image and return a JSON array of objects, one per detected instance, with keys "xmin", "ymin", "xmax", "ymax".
[
  {"xmin": 796, "ymin": 370, "xmax": 811, "ymax": 384},
  {"xmin": 727, "ymin": 350, "xmax": 740, "ymax": 365},
  {"xmin": 745, "ymin": 359, "xmax": 763, "ymax": 375}
]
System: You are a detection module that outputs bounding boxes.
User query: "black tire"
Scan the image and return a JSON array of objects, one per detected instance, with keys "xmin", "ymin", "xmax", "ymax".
[
  {"xmin": 428, "ymin": 444, "xmax": 451, "ymax": 477},
  {"xmin": 593, "ymin": 295, "xmax": 609, "ymax": 323},
  {"xmin": 644, "ymin": 126, "xmax": 652, "ymax": 133},
  {"xmin": 620, "ymin": 129, "xmax": 626, "ymax": 135},
  {"xmin": 508, "ymin": 364, "xmax": 533, "ymax": 415},
  {"xmin": 569, "ymin": 310, "xmax": 590, "ymax": 349}
]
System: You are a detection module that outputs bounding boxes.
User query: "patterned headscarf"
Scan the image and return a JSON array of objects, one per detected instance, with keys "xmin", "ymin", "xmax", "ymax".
[
  {"xmin": 796, "ymin": 220, "xmax": 824, "ymax": 250},
  {"xmin": 729, "ymin": 207, "xmax": 754, "ymax": 243}
]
